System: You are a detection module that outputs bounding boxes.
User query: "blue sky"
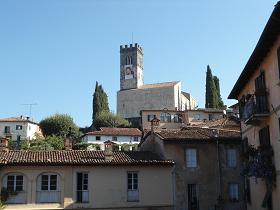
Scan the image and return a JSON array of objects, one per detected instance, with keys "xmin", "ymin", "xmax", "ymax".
[{"xmin": 0, "ymin": 0, "xmax": 277, "ymax": 127}]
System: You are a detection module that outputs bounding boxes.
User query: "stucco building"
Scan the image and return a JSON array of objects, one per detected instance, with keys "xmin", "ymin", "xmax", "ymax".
[
  {"xmin": 140, "ymin": 123, "xmax": 245, "ymax": 210},
  {"xmin": 0, "ymin": 116, "xmax": 41, "ymax": 143},
  {"xmin": 82, "ymin": 127, "xmax": 142, "ymax": 150},
  {"xmin": 117, "ymin": 44, "xmax": 197, "ymax": 126},
  {"xmin": 228, "ymin": 2, "xmax": 280, "ymax": 210},
  {"xmin": 0, "ymin": 138, "xmax": 175, "ymax": 210}
]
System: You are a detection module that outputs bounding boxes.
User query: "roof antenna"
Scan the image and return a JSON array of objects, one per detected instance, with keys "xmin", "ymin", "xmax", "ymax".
[{"xmin": 21, "ymin": 103, "xmax": 37, "ymax": 119}]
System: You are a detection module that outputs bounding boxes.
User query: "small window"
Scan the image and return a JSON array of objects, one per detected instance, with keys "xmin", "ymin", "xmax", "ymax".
[
  {"xmin": 4, "ymin": 126, "xmax": 10, "ymax": 134},
  {"xmin": 127, "ymin": 172, "xmax": 139, "ymax": 202},
  {"xmin": 160, "ymin": 112, "xmax": 171, "ymax": 122},
  {"xmin": 133, "ymin": 137, "xmax": 138, "ymax": 142},
  {"xmin": 259, "ymin": 126, "xmax": 270, "ymax": 147},
  {"xmin": 186, "ymin": 149, "xmax": 198, "ymax": 168},
  {"xmin": 112, "ymin": 136, "xmax": 118, "ymax": 141},
  {"xmin": 229, "ymin": 183, "xmax": 239, "ymax": 201},
  {"xmin": 7, "ymin": 175, "xmax": 23, "ymax": 192},
  {"xmin": 96, "ymin": 136, "xmax": 101, "ymax": 141},
  {"xmin": 147, "ymin": 114, "xmax": 156, "ymax": 122},
  {"xmin": 226, "ymin": 149, "xmax": 237, "ymax": 168},
  {"xmin": 16, "ymin": 125, "xmax": 23, "ymax": 130}
]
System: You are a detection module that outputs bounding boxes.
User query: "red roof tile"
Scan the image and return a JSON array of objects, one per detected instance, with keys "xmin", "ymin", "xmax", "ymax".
[
  {"xmin": 0, "ymin": 150, "xmax": 174, "ymax": 166},
  {"xmin": 86, "ymin": 127, "xmax": 142, "ymax": 137}
]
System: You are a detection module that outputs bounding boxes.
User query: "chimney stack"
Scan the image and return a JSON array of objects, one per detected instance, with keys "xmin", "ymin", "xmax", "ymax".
[
  {"xmin": 104, "ymin": 140, "xmax": 114, "ymax": 161},
  {"xmin": 0, "ymin": 137, "xmax": 9, "ymax": 152},
  {"xmin": 151, "ymin": 117, "xmax": 160, "ymax": 133},
  {"xmin": 64, "ymin": 137, "xmax": 72, "ymax": 150}
]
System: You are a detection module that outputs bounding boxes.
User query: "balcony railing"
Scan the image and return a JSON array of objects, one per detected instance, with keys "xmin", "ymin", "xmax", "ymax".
[
  {"xmin": 242, "ymin": 95, "xmax": 269, "ymax": 125},
  {"xmin": 36, "ymin": 191, "xmax": 61, "ymax": 203}
]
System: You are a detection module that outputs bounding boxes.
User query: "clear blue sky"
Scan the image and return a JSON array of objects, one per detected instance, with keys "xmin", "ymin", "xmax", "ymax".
[{"xmin": 0, "ymin": 0, "xmax": 277, "ymax": 127}]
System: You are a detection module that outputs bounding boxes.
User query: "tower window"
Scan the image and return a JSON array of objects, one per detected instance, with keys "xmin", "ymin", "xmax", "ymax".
[{"xmin": 125, "ymin": 56, "xmax": 132, "ymax": 65}]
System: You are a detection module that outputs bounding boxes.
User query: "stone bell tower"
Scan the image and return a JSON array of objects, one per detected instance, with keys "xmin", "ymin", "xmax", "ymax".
[{"xmin": 120, "ymin": 43, "xmax": 144, "ymax": 90}]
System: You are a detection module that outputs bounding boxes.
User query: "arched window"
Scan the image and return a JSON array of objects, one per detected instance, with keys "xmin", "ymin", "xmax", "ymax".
[
  {"xmin": 278, "ymin": 47, "xmax": 280, "ymax": 79},
  {"xmin": 2, "ymin": 173, "xmax": 27, "ymax": 204},
  {"xmin": 36, "ymin": 172, "xmax": 61, "ymax": 203},
  {"xmin": 160, "ymin": 112, "xmax": 171, "ymax": 122},
  {"xmin": 126, "ymin": 56, "xmax": 130, "ymax": 65},
  {"xmin": 130, "ymin": 56, "xmax": 133, "ymax": 65}
]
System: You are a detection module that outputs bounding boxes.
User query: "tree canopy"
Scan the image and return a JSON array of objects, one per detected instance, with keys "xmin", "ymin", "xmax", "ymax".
[
  {"xmin": 92, "ymin": 81, "xmax": 109, "ymax": 124},
  {"xmin": 39, "ymin": 113, "xmax": 79, "ymax": 137},
  {"xmin": 94, "ymin": 111, "xmax": 131, "ymax": 128}
]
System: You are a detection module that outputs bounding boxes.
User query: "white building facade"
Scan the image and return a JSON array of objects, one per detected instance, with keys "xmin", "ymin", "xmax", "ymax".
[{"xmin": 0, "ymin": 117, "xmax": 41, "ymax": 142}]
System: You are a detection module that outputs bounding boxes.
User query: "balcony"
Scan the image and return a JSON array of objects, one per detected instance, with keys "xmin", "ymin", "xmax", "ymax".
[{"xmin": 242, "ymin": 95, "xmax": 269, "ymax": 125}]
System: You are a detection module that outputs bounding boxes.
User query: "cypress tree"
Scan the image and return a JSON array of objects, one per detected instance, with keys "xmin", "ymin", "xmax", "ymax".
[
  {"xmin": 205, "ymin": 65, "xmax": 216, "ymax": 108},
  {"xmin": 92, "ymin": 82, "xmax": 109, "ymax": 124},
  {"xmin": 213, "ymin": 76, "xmax": 224, "ymax": 108}
]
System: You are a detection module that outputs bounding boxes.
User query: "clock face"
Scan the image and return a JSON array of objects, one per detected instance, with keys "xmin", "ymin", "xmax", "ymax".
[{"xmin": 124, "ymin": 65, "xmax": 134, "ymax": 80}]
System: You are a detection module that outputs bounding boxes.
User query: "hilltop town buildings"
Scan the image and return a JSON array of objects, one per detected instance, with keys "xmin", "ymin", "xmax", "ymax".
[
  {"xmin": 228, "ymin": 2, "xmax": 280, "ymax": 210},
  {"xmin": 140, "ymin": 120, "xmax": 245, "ymax": 210},
  {"xmin": 0, "ymin": 116, "xmax": 41, "ymax": 142},
  {"xmin": 117, "ymin": 44, "xmax": 197, "ymax": 126}
]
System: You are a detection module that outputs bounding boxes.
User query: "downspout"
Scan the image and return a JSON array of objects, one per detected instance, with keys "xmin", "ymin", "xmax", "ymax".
[
  {"xmin": 171, "ymin": 164, "xmax": 176, "ymax": 210},
  {"xmin": 216, "ymin": 138, "xmax": 223, "ymax": 209}
]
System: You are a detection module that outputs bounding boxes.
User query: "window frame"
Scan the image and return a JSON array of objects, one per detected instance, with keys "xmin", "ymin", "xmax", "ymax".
[
  {"xmin": 7, "ymin": 175, "xmax": 24, "ymax": 192},
  {"xmin": 127, "ymin": 171, "xmax": 139, "ymax": 202},
  {"xmin": 40, "ymin": 174, "xmax": 57, "ymax": 191},
  {"xmin": 15, "ymin": 125, "xmax": 23, "ymax": 130},
  {"xmin": 226, "ymin": 148, "xmax": 237, "ymax": 168},
  {"xmin": 160, "ymin": 112, "xmax": 171, "ymax": 122},
  {"xmin": 185, "ymin": 148, "xmax": 198, "ymax": 168},
  {"xmin": 95, "ymin": 136, "xmax": 101, "ymax": 141},
  {"xmin": 228, "ymin": 183, "xmax": 239, "ymax": 202},
  {"xmin": 76, "ymin": 172, "xmax": 89, "ymax": 203}
]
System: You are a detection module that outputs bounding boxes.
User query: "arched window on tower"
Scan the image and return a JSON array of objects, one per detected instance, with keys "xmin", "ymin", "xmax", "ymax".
[
  {"xmin": 130, "ymin": 56, "xmax": 133, "ymax": 65},
  {"xmin": 277, "ymin": 47, "xmax": 280, "ymax": 79}
]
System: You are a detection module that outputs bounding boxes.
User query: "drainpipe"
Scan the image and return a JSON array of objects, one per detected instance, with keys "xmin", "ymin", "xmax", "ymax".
[{"xmin": 171, "ymin": 164, "xmax": 176, "ymax": 210}]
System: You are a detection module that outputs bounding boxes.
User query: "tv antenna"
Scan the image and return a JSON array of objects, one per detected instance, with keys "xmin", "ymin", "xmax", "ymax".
[{"xmin": 21, "ymin": 103, "xmax": 37, "ymax": 118}]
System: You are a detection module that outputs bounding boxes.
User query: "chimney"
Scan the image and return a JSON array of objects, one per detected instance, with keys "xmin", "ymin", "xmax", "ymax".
[
  {"xmin": 0, "ymin": 137, "xmax": 9, "ymax": 152},
  {"xmin": 64, "ymin": 137, "xmax": 72, "ymax": 150},
  {"xmin": 151, "ymin": 117, "xmax": 160, "ymax": 133},
  {"xmin": 104, "ymin": 140, "xmax": 114, "ymax": 161}
]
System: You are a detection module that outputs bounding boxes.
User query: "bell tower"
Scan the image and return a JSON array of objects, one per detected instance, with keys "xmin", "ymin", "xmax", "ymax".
[{"xmin": 120, "ymin": 43, "xmax": 144, "ymax": 90}]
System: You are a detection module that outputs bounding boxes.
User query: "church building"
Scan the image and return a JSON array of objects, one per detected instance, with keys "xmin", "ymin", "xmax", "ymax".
[{"xmin": 117, "ymin": 43, "xmax": 196, "ymax": 126}]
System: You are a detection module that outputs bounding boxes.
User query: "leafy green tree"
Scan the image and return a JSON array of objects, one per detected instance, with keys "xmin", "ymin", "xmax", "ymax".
[
  {"xmin": 213, "ymin": 76, "xmax": 224, "ymax": 108},
  {"xmin": 92, "ymin": 82, "xmax": 109, "ymax": 123},
  {"xmin": 94, "ymin": 111, "xmax": 131, "ymax": 128},
  {"xmin": 39, "ymin": 114, "xmax": 79, "ymax": 138}
]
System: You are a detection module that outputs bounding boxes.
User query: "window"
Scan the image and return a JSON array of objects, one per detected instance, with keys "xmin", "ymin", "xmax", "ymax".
[
  {"xmin": 186, "ymin": 149, "xmax": 198, "ymax": 168},
  {"xmin": 96, "ymin": 136, "xmax": 101, "ymax": 141},
  {"xmin": 127, "ymin": 172, "xmax": 139, "ymax": 202},
  {"xmin": 188, "ymin": 184, "xmax": 199, "ymax": 210},
  {"xmin": 112, "ymin": 136, "xmax": 118, "ymax": 141},
  {"xmin": 229, "ymin": 183, "xmax": 239, "ymax": 201},
  {"xmin": 37, "ymin": 173, "xmax": 60, "ymax": 203},
  {"xmin": 7, "ymin": 175, "xmax": 23, "ymax": 192},
  {"xmin": 16, "ymin": 125, "xmax": 23, "ymax": 130},
  {"xmin": 17, "ymin": 135, "xmax": 21, "ymax": 141},
  {"xmin": 173, "ymin": 114, "xmax": 182, "ymax": 123},
  {"xmin": 41, "ymin": 175, "xmax": 57, "ymax": 191},
  {"xmin": 4, "ymin": 126, "xmax": 10, "ymax": 134},
  {"xmin": 194, "ymin": 114, "xmax": 200, "ymax": 120},
  {"xmin": 77, "ymin": 172, "xmax": 89, "ymax": 203},
  {"xmin": 160, "ymin": 112, "xmax": 171, "ymax": 122},
  {"xmin": 255, "ymin": 71, "xmax": 268, "ymax": 113},
  {"xmin": 277, "ymin": 47, "xmax": 280, "ymax": 79},
  {"xmin": 226, "ymin": 149, "xmax": 237, "ymax": 168},
  {"xmin": 147, "ymin": 114, "xmax": 156, "ymax": 122},
  {"xmin": 4, "ymin": 174, "xmax": 26, "ymax": 204},
  {"xmin": 259, "ymin": 126, "xmax": 270, "ymax": 147},
  {"xmin": 133, "ymin": 137, "xmax": 138, "ymax": 142}
]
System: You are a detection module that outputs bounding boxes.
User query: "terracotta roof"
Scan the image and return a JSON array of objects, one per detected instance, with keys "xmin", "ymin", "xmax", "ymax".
[
  {"xmin": 0, "ymin": 150, "xmax": 174, "ymax": 166},
  {"xmin": 86, "ymin": 127, "xmax": 142, "ymax": 136},
  {"xmin": 155, "ymin": 127, "xmax": 240, "ymax": 141},
  {"xmin": 228, "ymin": 2, "xmax": 280, "ymax": 99},
  {"xmin": 192, "ymin": 117, "xmax": 240, "ymax": 132},
  {"xmin": 138, "ymin": 81, "xmax": 180, "ymax": 89},
  {"xmin": 0, "ymin": 117, "xmax": 38, "ymax": 124}
]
